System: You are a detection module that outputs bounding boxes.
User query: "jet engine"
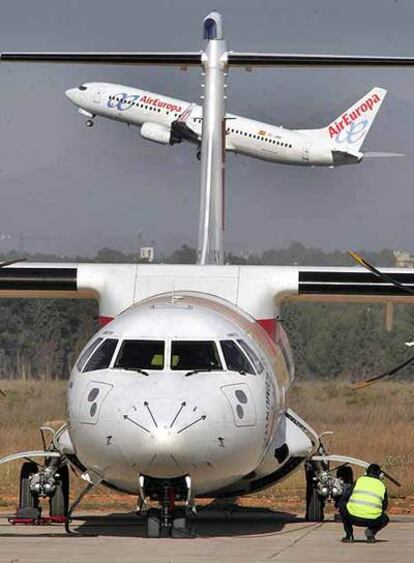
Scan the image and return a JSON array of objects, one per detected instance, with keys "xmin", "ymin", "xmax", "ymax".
[{"xmin": 140, "ymin": 122, "xmax": 172, "ymax": 145}]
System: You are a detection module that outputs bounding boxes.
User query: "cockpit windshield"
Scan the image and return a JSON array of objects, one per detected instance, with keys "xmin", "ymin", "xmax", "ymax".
[
  {"xmin": 237, "ymin": 339, "xmax": 264, "ymax": 373},
  {"xmin": 171, "ymin": 341, "xmax": 222, "ymax": 371},
  {"xmin": 76, "ymin": 337, "xmax": 103, "ymax": 371},
  {"xmin": 114, "ymin": 340, "xmax": 165, "ymax": 371},
  {"xmin": 83, "ymin": 338, "xmax": 118, "ymax": 373},
  {"xmin": 220, "ymin": 340, "xmax": 255, "ymax": 375}
]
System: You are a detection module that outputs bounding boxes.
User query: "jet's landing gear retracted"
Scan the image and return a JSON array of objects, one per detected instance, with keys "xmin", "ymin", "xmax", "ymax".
[{"xmin": 138, "ymin": 475, "xmax": 195, "ymax": 538}]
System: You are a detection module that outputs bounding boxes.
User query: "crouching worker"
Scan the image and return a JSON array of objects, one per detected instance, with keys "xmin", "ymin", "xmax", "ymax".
[{"xmin": 340, "ymin": 463, "xmax": 389, "ymax": 543}]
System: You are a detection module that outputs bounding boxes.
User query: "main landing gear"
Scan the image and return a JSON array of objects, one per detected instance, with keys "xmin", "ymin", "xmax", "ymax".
[
  {"xmin": 13, "ymin": 457, "xmax": 69, "ymax": 524},
  {"xmin": 305, "ymin": 461, "xmax": 326, "ymax": 522},
  {"xmin": 304, "ymin": 433, "xmax": 359, "ymax": 522},
  {"xmin": 140, "ymin": 476, "xmax": 194, "ymax": 538}
]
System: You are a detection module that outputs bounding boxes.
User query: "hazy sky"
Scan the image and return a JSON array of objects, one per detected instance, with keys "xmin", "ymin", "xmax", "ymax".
[{"xmin": 1, "ymin": 0, "xmax": 414, "ymax": 256}]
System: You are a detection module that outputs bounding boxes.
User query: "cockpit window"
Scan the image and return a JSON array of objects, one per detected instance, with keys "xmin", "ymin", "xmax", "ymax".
[
  {"xmin": 114, "ymin": 340, "xmax": 165, "ymax": 371},
  {"xmin": 83, "ymin": 338, "xmax": 118, "ymax": 373},
  {"xmin": 76, "ymin": 337, "xmax": 103, "ymax": 371},
  {"xmin": 220, "ymin": 340, "xmax": 255, "ymax": 375},
  {"xmin": 171, "ymin": 341, "xmax": 222, "ymax": 371},
  {"xmin": 79, "ymin": 85, "xmax": 87, "ymax": 90},
  {"xmin": 237, "ymin": 340, "xmax": 264, "ymax": 373}
]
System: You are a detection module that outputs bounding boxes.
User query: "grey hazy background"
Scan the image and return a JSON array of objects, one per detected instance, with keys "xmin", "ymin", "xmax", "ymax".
[{"xmin": 1, "ymin": 0, "xmax": 414, "ymax": 257}]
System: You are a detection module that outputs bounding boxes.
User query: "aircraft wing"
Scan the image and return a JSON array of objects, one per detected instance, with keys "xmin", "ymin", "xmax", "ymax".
[
  {"xmin": 1, "ymin": 263, "xmax": 414, "ymax": 325},
  {"xmin": 0, "ymin": 52, "xmax": 202, "ymax": 66},
  {"xmin": 227, "ymin": 53, "xmax": 414, "ymax": 68},
  {"xmin": 0, "ymin": 263, "xmax": 80, "ymax": 299},
  {"xmin": 290, "ymin": 266, "xmax": 414, "ymax": 304},
  {"xmin": 2, "ymin": 52, "xmax": 414, "ymax": 68}
]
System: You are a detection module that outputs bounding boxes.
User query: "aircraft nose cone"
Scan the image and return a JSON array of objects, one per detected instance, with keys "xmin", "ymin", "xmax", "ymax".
[
  {"xmin": 65, "ymin": 87, "xmax": 77, "ymax": 102},
  {"xmin": 120, "ymin": 398, "xmax": 209, "ymax": 478}
]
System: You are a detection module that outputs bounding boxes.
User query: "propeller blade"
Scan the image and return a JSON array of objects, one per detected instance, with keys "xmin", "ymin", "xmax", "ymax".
[
  {"xmin": 353, "ymin": 354, "xmax": 414, "ymax": 390},
  {"xmin": 347, "ymin": 250, "xmax": 414, "ymax": 296}
]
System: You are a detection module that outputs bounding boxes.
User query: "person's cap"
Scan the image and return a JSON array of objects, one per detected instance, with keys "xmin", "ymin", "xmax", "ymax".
[{"xmin": 366, "ymin": 463, "xmax": 382, "ymax": 477}]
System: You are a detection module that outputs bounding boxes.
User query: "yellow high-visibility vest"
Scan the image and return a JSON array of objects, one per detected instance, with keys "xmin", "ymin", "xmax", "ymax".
[{"xmin": 347, "ymin": 475, "xmax": 386, "ymax": 519}]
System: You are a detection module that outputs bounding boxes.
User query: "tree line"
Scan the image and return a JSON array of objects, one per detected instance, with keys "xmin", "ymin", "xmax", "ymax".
[{"xmin": 0, "ymin": 243, "xmax": 412, "ymax": 381}]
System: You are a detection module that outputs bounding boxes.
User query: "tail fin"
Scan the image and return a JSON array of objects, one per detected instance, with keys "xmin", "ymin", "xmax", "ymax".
[{"xmin": 325, "ymin": 87, "xmax": 387, "ymax": 151}]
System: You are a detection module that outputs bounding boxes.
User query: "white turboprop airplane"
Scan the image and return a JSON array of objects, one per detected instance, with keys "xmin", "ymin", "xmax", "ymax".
[
  {"xmin": 0, "ymin": 11, "xmax": 411, "ymax": 539},
  {"xmin": 65, "ymin": 83, "xmax": 390, "ymax": 167}
]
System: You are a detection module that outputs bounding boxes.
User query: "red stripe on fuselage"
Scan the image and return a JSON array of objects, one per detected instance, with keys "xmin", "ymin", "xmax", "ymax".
[{"xmin": 257, "ymin": 318, "xmax": 277, "ymax": 340}]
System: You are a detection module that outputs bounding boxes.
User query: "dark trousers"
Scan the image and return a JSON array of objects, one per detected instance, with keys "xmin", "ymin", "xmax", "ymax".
[{"xmin": 340, "ymin": 506, "xmax": 389, "ymax": 537}]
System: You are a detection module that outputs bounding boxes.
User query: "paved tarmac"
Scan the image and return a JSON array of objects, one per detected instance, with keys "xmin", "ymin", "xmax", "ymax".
[{"xmin": 0, "ymin": 509, "xmax": 412, "ymax": 562}]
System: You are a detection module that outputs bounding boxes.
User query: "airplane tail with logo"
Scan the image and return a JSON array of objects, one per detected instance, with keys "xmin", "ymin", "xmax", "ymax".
[{"xmin": 324, "ymin": 87, "xmax": 387, "ymax": 152}]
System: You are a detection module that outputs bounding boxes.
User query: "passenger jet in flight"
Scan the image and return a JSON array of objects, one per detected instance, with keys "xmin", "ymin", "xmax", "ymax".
[{"xmin": 66, "ymin": 83, "xmax": 390, "ymax": 167}]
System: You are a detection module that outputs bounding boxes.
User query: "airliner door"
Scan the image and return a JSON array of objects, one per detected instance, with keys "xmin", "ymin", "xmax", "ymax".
[
  {"xmin": 93, "ymin": 87, "xmax": 105, "ymax": 105},
  {"xmin": 302, "ymin": 145, "xmax": 311, "ymax": 162}
]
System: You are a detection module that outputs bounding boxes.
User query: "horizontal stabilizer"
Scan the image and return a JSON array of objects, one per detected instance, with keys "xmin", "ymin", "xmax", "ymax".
[
  {"xmin": 364, "ymin": 151, "xmax": 405, "ymax": 158},
  {"xmin": 331, "ymin": 149, "xmax": 363, "ymax": 165}
]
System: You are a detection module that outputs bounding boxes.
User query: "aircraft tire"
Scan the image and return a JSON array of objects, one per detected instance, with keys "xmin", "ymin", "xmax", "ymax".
[
  {"xmin": 19, "ymin": 462, "xmax": 39, "ymax": 510},
  {"xmin": 146, "ymin": 508, "xmax": 161, "ymax": 538},
  {"xmin": 49, "ymin": 463, "xmax": 69, "ymax": 517},
  {"xmin": 171, "ymin": 507, "xmax": 187, "ymax": 536},
  {"xmin": 306, "ymin": 485, "xmax": 325, "ymax": 522}
]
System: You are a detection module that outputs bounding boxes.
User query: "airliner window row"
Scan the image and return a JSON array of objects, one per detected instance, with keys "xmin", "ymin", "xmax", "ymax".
[
  {"xmin": 228, "ymin": 128, "xmax": 292, "ymax": 147},
  {"xmin": 108, "ymin": 95, "xmax": 179, "ymax": 117},
  {"xmin": 191, "ymin": 117, "xmax": 292, "ymax": 148}
]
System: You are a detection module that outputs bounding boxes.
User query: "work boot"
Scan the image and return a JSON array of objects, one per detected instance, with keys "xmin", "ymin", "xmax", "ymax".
[
  {"xmin": 364, "ymin": 529, "xmax": 376, "ymax": 543},
  {"xmin": 341, "ymin": 535, "xmax": 354, "ymax": 543}
]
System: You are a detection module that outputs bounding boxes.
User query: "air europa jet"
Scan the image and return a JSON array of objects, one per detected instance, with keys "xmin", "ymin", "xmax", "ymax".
[{"xmin": 65, "ymin": 84, "xmax": 390, "ymax": 166}]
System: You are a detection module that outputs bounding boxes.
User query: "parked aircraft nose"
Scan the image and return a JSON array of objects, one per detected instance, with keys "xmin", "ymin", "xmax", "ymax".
[{"xmin": 120, "ymin": 396, "xmax": 209, "ymax": 478}]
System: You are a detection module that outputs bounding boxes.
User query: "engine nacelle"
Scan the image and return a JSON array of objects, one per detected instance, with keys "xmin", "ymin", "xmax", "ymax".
[{"xmin": 140, "ymin": 122, "xmax": 171, "ymax": 145}]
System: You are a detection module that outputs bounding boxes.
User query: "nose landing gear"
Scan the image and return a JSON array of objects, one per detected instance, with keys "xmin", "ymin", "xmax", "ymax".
[
  {"xmin": 85, "ymin": 118, "xmax": 95, "ymax": 127},
  {"xmin": 139, "ymin": 475, "xmax": 194, "ymax": 538}
]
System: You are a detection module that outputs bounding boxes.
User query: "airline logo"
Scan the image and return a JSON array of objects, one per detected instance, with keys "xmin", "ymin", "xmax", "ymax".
[
  {"xmin": 108, "ymin": 92, "xmax": 182, "ymax": 113},
  {"xmin": 328, "ymin": 92, "xmax": 382, "ymax": 139}
]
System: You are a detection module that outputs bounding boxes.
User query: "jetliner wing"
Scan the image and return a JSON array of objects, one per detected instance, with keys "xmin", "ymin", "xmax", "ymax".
[{"xmin": 171, "ymin": 103, "xmax": 200, "ymax": 144}]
